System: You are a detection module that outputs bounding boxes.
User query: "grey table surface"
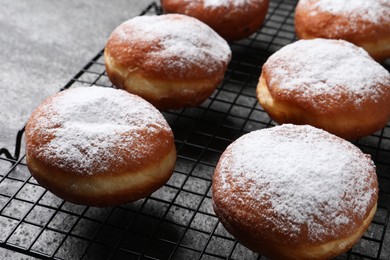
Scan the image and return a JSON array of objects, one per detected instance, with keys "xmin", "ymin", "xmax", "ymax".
[
  {"xmin": 0, "ymin": 0, "xmax": 153, "ymax": 155},
  {"xmin": 0, "ymin": 1, "xmax": 153, "ymax": 258}
]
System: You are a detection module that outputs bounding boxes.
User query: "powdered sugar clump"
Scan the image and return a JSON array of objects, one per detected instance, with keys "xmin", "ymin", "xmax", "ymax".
[
  {"xmin": 264, "ymin": 39, "xmax": 390, "ymax": 109},
  {"xmin": 114, "ymin": 14, "xmax": 231, "ymax": 78},
  {"xmin": 300, "ymin": 0, "xmax": 390, "ymax": 24},
  {"xmin": 27, "ymin": 87, "xmax": 171, "ymax": 175},
  {"xmin": 216, "ymin": 124, "xmax": 377, "ymax": 241}
]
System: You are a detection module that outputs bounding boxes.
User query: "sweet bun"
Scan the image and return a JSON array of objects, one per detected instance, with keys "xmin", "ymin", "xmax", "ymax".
[
  {"xmin": 104, "ymin": 14, "xmax": 231, "ymax": 110},
  {"xmin": 257, "ymin": 38, "xmax": 390, "ymax": 140},
  {"xmin": 295, "ymin": 0, "xmax": 390, "ymax": 61},
  {"xmin": 25, "ymin": 87, "xmax": 176, "ymax": 207},
  {"xmin": 160, "ymin": 0, "xmax": 269, "ymax": 41},
  {"xmin": 212, "ymin": 124, "xmax": 378, "ymax": 259}
]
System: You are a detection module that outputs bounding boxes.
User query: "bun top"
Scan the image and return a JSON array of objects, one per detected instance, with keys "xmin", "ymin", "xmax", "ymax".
[
  {"xmin": 105, "ymin": 14, "xmax": 231, "ymax": 80},
  {"xmin": 26, "ymin": 87, "xmax": 173, "ymax": 175},
  {"xmin": 298, "ymin": 0, "xmax": 390, "ymax": 24},
  {"xmin": 262, "ymin": 39, "xmax": 390, "ymax": 113},
  {"xmin": 214, "ymin": 124, "xmax": 378, "ymax": 244}
]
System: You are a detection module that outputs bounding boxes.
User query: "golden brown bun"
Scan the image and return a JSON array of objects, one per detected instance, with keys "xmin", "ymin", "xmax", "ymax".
[
  {"xmin": 26, "ymin": 148, "xmax": 176, "ymax": 207},
  {"xmin": 160, "ymin": 0, "xmax": 269, "ymax": 41},
  {"xmin": 104, "ymin": 14, "xmax": 231, "ymax": 110},
  {"xmin": 25, "ymin": 87, "xmax": 176, "ymax": 207},
  {"xmin": 212, "ymin": 124, "xmax": 379, "ymax": 259},
  {"xmin": 295, "ymin": 0, "xmax": 390, "ymax": 61},
  {"xmin": 257, "ymin": 39, "xmax": 390, "ymax": 140},
  {"xmin": 104, "ymin": 50, "xmax": 222, "ymax": 110}
]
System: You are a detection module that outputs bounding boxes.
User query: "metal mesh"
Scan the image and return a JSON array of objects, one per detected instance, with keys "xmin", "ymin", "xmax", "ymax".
[{"xmin": 1, "ymin": 1, "xmax": 390, "ymax": 259}]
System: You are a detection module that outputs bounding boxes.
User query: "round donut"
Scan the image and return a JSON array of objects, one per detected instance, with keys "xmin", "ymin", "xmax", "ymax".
[
  {"xmin": 160, "ymin": 0, "xmax": 269, "ymax": 41},
  {"xmin": 25, "ymin": 87, "xmax": 176, "ymax": 207},
  {"xmin": 257, "ymin": 39, "xmax": 390, "ymax": 140},
  {"xmin": 212, "ymin": 124, "xmax": 378, "ymax": 260},
  {"xmin": 104, "ymin": 14, "xmax": 231, "ymax": 110},
  {"xmin": 295, "ymin": 0, "xmax": 390, "ymax": 61}
]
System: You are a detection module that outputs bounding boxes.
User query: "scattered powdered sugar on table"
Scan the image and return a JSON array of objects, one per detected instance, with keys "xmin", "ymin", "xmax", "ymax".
[
  {"xmin": 27, "ymin": 87, "xmax": 170, "ymax": 175},
  {"xmin": 300, "ymin": 0, "xmax": 390, "ymax": 24},
  {"xmin": 114, "ymin": 14, "xmax": 231, "ymax": 78},
  {"xmin": 217, "ymin": 124, "xmax": 377, "ymax": 240},
  {"xmin": 265, "ymin": 39, "xmax": 390, "ymax": 108}
]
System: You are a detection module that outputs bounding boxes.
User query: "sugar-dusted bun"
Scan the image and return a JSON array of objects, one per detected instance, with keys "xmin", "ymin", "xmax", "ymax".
[
  {"xmin": 161, "ymin": 0, "xmax": 269, "ymax": 41},
  {"xmin": 104, "ymin": 14, "xmax": 231, "ymax": 110},
  {"xmin": 212, "ymin": 124, "xmax": 378, "ymax": 259},
  {"xmin": 295, "ymin": 0, "xmax": 390, "ymax": 61},
  {"xmin": 257, "ymin": 39, "xmax": 390, "ymax": 140},
  {"xmin": 25, "ymin": 87, "xmax": 176, "ymax": 207}
]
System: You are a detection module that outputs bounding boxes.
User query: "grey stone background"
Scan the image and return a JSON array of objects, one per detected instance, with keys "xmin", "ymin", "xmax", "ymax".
[{"xmin": 0, "ymin": 0, "xmax": 153, "ymax": 153}]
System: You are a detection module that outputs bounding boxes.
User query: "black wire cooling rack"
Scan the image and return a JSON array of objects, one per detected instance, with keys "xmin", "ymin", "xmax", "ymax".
[{"xmin": 1, "ymin": 1, "xmax": 390, "ymax": 259}]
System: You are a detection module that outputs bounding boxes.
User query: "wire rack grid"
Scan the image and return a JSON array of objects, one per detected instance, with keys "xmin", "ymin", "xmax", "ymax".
[{"xmin": 1, "ymin": 1, "xmax": 390, "ymax": 259}]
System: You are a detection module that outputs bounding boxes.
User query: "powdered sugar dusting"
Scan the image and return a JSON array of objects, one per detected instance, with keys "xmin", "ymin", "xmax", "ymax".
[
  {"xmin": 114, "ymin": 14, "xmax": 231, "ymax": 78},
  {"xmin": 203, "ymin": 0, "xmax": 255, "ymax": 8},
  {"xmin": 27, "ymin": 87, "xmax": 171, "ymax": 175},
  {"xmin": 217, "ymin": 124, "xmax": 377, "ymax": 241},
  {"xmin": 264, "ymin": 39, "xmax": 390, "ymax": 109},
  {"xmin": 300, "ymin": 0, "xmax": 390, "ymax": 24}
]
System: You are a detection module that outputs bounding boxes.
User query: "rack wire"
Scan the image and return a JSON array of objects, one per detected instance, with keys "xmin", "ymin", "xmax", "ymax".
[{"xmin": 1, "ymin": 1, "xmax": 390, "ymax": 259}]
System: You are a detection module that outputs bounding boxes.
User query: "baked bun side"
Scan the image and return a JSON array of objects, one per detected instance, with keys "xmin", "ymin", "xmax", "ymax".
[
  {"xmin": 161, "ymin": 0, "xmax": 270, "ymax": 41},
  {"xmin": 212, "ymin": 124, "xmax": 378, "ymax": 259},
  {"xmin": 104, "ymin": 49, "xmax": 223, "ymax": 110},
  {"xmin": 295, "ymin": 0, "xmax": 390, "ymax": 61},
  {"xmin": 213, "ymin": 197, "xmax": 377, "ymax": 259},
  {"xmin": 104, "ymin": 14, "xmax": 231, "ymax": 109},
  {"xmin": 26, "ymin": 146, "xmax": 176, "ymax": 207},
  {"xmin": 25, "ymin": 87, "xmax": 176, "ymax": 207},
  {"xmin": 257, "ymin": 39, "xmax": 390, "ymax": 140}
]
